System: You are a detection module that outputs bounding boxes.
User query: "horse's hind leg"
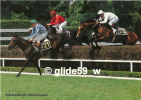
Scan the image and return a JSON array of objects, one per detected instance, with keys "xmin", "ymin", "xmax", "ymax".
[
  {"xmin": 90, "ymin": 38, "xmax": 95, "ymax": 49},
  {"xmin": 33, "ymin": 60, "xmax": 42, "ymax": 75},
  {"xmin": 69, "ymin": 39, "xmax": 72, "ymax": 47}
]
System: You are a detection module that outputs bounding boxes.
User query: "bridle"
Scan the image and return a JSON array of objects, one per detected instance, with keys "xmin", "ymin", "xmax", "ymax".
[{"xmin": 92, "ymin": 20, "xmax": 101, "ymax": 29}]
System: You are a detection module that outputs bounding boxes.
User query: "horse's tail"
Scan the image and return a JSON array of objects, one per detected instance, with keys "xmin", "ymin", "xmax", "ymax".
[{"xmin": 127, "ymin": 30, "xmax": 138, "ymax": 45}]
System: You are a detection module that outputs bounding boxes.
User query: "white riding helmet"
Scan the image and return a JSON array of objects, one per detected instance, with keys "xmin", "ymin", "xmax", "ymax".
[{"xmin": 98, "ymin": 10, "xmax": 104, "ymax": 15}]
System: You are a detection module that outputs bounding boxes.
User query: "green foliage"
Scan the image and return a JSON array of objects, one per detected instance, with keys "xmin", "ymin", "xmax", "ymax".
[
  {"xmin": 11, "ymin": 12, "xmax": 28, "ymax": 19},
  {"xmin": 67, "ymin": 1, "xmax": 85, "ymax": 26},
  {"xmin": 1, "ymin": 1, "xmax": 141, "ymax": 31},
  {"xmin": 64, "ymin": 26, "xmax": 78, "ymax": 31},
  {"xmin": 129, "ymin": 11, "xmax": 141, "ymax": 23},
  {"xmin": 1, "ymin": 19, "xmax": 30, "ymax": 28},
  {"xmin": 57, "ymin": 11, "xmax": 67, "ymax": 18}
]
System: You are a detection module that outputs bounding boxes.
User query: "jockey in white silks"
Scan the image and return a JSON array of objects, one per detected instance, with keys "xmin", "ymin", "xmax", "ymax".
[{"xmin": 96, "ymin": 10, "xmax": 119, "ymax": 34}]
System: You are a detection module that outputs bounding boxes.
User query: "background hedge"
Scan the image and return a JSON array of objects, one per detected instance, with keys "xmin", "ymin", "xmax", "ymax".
[
  {"xmin": 1, "ymin": 20, "xmax": 30, "ymax": 29},
  {"xmin": 1, "ymin": 19, "xmax": 78, "ymax": 31},
  {"xmin": 2, "ymin": 46, "xmax": 141, "ymax": 60}
]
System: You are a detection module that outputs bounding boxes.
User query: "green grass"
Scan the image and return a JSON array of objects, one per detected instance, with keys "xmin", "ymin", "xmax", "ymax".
[
  {"xmin": 1, "ymin": 73, "xmax": 141, "ymax": 100},
  {"xmin": 1, "ymin": 67, "xmax": 141, "ymax": 78}
]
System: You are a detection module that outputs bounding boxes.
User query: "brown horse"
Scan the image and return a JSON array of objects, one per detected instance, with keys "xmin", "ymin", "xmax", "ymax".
[
  {"xmin": 76, "ymin": 19, "xmax": 138, "ymax": 48},
  {"xmin": 8, "ymin": 34, "xmax": 64, "ymax": 77},
  {"xmin": 134, "ymin": 20, "xmax": 141, "ymax": 42}
]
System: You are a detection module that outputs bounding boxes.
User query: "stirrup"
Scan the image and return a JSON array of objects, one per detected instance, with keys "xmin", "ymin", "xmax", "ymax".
[{"xmin": 32, "ymin": 43, "xmax": 40, "ymax": 52}]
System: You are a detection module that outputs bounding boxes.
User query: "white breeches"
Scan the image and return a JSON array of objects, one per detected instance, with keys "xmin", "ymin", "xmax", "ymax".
[
  {"xmin": 108, "ymin": 17, "xmax": 119, "ymax": 26},
  {"xmin": 33, "ymin": 32, "xmax": 48, "ymax": 43},
  {"xmin": 52, "ymin": 21, "xmax": 67, "ymax": 34}
]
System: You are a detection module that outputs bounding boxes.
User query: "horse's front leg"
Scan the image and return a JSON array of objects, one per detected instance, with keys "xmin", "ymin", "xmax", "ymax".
[
  {"xmin": 16, "ymin": 59, "xmax": 30, "ymax": 77},
  {"xmin": 33, "ymin": 60, "xmax": 42, "ymax": 75},
  {"xmin": 92, "ymin": 34, "xmax": 100, "ymax": 49},
  {"xmin": 94, "ymin": 39, "xmax": 99, "ymax": 48},
  {"xmin": 98, "ymin": 35, "xmax": 106, "ymax": 41},
  {"xmin": 98, "ymin": 32, "xmax": 110, "ymax": 42}
]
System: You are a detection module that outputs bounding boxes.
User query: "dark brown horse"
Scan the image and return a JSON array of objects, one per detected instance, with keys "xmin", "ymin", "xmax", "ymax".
[
  {"xmin": 8, "ymin": 34, "xmax": 64, "ymax": 77},
  {"xmin": 76, "ymin": 19, "xmax": 138, "ymax": 48},
  {"xmin": 134, "ymin": 20, "xmax": 141, "ymax": 42}
]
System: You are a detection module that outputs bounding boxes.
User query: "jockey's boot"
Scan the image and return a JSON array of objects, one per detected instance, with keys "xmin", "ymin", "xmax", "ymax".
[
  {"xmin": 37, "ymin": 46, "xmax": 41, "ymax": 52},
  {"xmin": 112, "ymin": 25, "xmax": 118, "ymax": 34},
  {"xmin": 112, "ymin": 34, "xmax": 116, "ymax": 42},
  {"xmin": 33, "ymin": 45, "xmax": 41, "ymax": 53}
]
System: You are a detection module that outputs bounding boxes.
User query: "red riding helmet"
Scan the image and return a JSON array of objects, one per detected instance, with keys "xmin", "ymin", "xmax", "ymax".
[{"xmin": 49, "ymin": 11, "xmax": 56, "ymax": 15}]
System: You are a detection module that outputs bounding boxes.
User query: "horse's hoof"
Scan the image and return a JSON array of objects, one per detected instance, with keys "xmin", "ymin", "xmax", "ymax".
[
  {"xmin": 92, "ymin": 46, "xmax": 96, "ymax": 50},
  {"xmin": 96, "ymin": 46, "xmax": 101, "ymax": 49},
  {"xmin": 16, "ymin": 74, "xmax": 20, "ymax": 77}
]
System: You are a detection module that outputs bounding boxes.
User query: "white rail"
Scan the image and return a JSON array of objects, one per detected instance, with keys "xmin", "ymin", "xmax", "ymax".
[
  {"xmin": 0, "ymin": 29, "xmax": 28, "ymax": 32},
  {"xmin": 0, "ymin": 58, "xmax": 141, "ymax": 72},
  {"xmin": 0, "ymin": 29, "xmax": 29, "ymax": 41},
  {"xmin": 0, "ymin": 37, "xmax": 28, "ymax": 41}
]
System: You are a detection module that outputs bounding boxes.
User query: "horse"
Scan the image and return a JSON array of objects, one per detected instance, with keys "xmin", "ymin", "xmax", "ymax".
[
  {"xmin": 134, "ymin": 20, "xmax": 141, "ymax": 42},
  {"xmin": 44, "ymin": 24, "xmax": 72, "ymax": 47},
  {"xmin": 8, "ymin": 34, "xmax": 64, "ymax": 77},
  {"xmin": 76, "ymin": 19, "xmax": 138, "ymax": 48}
]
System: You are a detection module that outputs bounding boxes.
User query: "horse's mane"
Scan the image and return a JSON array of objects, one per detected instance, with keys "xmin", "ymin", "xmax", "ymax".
[
  {"xmin": 102, "ymin": 23, "xmax": 113, "ymax": 30},
  {"xmin": 13, "ymin": 35, "xmax": 29, "ymax": 43},
  {"xmin": 80, "ymin": 19, "xmax": 96, "ymax": 24}
]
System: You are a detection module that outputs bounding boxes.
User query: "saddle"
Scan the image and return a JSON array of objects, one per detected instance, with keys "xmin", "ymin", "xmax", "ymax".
[
  {"xmin": 41, "ymin": 38, "xmax": 52, "ymax": 50},
  {"xmin": 32, "ymin": 38, "xmax": 52, "ymax": 52}
]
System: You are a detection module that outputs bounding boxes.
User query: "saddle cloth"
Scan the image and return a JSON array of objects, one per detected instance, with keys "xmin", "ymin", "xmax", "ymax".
[
  {"xmin": 116, "ymin": 27, "xmax": 128, "ymax": 35},
  {"xmin": 32, "ymin": 38, "xmax": 52, "ymax": 51},
  {"xmin": 41, "ymin": 38, "xmax": 52, "ymax": 50}
]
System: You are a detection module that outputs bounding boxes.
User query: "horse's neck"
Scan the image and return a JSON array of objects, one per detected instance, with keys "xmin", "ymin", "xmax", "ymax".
[
  {"xmin": 50, "ymin": 27, "xmax": 57, "ymax": 34},
  {"xmin": 46, "ymin": 25, "xmax": 56, "ymax": 34},
  {"xmin": 99, "ymin": 25, "xmax": 113, "ymax": 33},
  {"xmin": 17, "ymin": 38, "xmax": 29, "ymax": 52}
]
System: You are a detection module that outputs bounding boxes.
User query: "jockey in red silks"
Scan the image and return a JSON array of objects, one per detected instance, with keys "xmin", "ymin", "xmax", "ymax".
[{"xmin": 47, "ymin": 11, "xmax": 67, "ymax": 34}]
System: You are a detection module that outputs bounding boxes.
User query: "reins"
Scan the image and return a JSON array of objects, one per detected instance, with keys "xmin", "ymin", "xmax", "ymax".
[{"xmin": 92, "ymin": 23, "xmax": 101, "ymax": 29}]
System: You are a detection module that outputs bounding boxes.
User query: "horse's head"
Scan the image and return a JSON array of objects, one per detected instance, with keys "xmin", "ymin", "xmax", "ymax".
[
  {"xmin": 8, "ymin": 35, "xmax": 19, "ymax": 50},
  {"xmin": 76, "ymin": 23, "xmax": 87, "ymax": 39},
  {"xmin": 45, "ymin": 25, "xmax": 56, "ymax": 34},
  {"xmin": 76, "ymin": 19, "xmax": 97, "ymax": 39}
]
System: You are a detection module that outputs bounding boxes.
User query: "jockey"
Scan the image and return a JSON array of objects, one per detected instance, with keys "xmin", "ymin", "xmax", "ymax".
[
  {"xmin": 96, "ymin": 10, "xmax": 119, "ymax": 34},
  {"xmin": 47, "ymin": 10, "xmax": 67, "ymax": 34},
  {"xmin": 28, "ymin": 19, "xmax": 48, "ymax": 52}
]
